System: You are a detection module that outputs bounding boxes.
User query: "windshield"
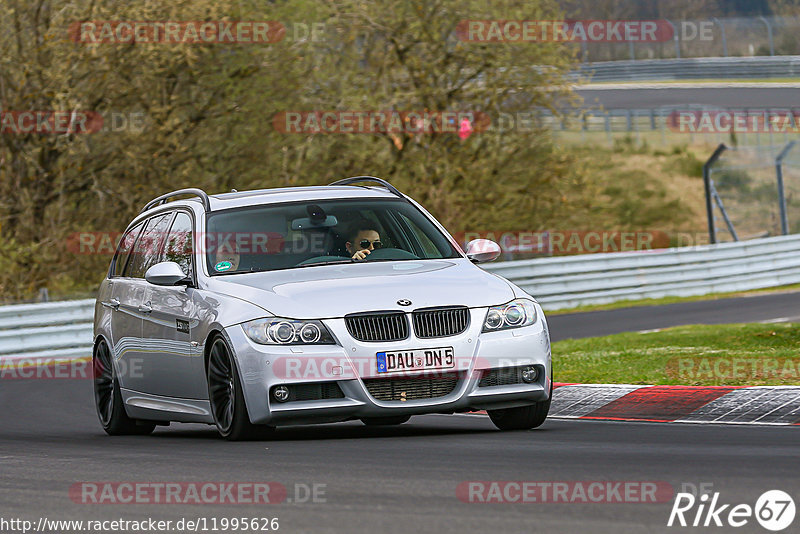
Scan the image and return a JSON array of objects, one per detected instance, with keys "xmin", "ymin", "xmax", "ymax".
[{"xmin": 205, "ymin": 198, "xmax": 461, "ymax": 275}]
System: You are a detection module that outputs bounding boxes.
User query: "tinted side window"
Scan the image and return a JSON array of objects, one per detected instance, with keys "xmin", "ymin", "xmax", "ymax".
[
  {"xmin": 162, "ymin": 212, "xmax": 194, "ymax": 279},
  {"xmin": 112, "ymin": 223, "xmax": 144, "ymax": 277},
  {"xmin": 125, "ymin": 213, "xmax": 174, "ymax": 278}
]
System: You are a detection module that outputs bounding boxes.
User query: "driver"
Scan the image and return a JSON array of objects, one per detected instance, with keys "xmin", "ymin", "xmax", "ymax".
[{"xmin": 345, "ymin": 220, "xmax": 382, "ymax": 260}]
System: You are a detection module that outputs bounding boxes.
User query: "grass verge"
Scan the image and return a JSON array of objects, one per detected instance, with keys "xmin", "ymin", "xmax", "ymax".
[{"xmin": 552, "ymin": 323, "xmax": 800, "ymax": 386}]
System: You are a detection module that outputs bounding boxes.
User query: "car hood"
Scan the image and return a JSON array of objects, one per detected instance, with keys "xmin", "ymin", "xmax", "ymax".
[{"xmin": 203, "ymin": 259, "xmax": 514, "ymax": 319}]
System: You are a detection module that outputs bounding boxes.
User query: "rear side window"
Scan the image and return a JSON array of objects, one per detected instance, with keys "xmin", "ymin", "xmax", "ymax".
[
  {"xmin": 162, "ymin": 212, "xmax": 194, "ymax": 279},
  {"xmin": 112, "ymin": 223, "xmax": 144, "ymax": 277},
  {"xmin": 125, "ymin": 213, "xmax": 174, "ymax": 278}
]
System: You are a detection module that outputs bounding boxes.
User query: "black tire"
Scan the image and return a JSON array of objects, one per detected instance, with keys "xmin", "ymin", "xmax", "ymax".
[
  {"xmin": 93, "ymin": 339, "xmax": 155, "ymax": 436},
  {"xmin": 488, "ymin": 380, "xmax": 552, "ymax": 431},
  {"xmin": 207, "ymin": 335, "xmax": 274, "ymax": 441},
  {"xmin": 361, "ymin": 415, "xmax": 411, "ymax": 426}
]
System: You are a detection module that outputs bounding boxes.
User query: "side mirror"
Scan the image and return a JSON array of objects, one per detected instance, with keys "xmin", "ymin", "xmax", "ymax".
[
  {"xmin": 145, "ymin": 261, "xmax": 191, "ymax": 286},
  {"xmin": 465, "ymin": 239, "xmax": 501, "ymax": 263}
]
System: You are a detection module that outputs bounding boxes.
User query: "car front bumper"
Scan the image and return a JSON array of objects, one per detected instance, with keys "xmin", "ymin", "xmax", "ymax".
[{"xmin": 226, "ymin": 306, "xmax": 552, "ymax": 426}]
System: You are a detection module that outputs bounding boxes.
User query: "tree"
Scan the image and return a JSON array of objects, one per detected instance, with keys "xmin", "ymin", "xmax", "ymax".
[
  {"xmin": 268, "ymin": 0, "xmax": 578, "ymax": 231},
  {"xmin": 0, "ymin": 0, "xmax": 316, "ymax": 297},
  {"xmin": 0, "ymin": 0, "xmax": 581, "ymax": 299}
]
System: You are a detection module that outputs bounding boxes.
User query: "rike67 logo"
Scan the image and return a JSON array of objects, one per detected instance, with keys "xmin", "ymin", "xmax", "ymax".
[{"xmin": 668, "ymin": 490, "xmax": 795, "ymax": 531}]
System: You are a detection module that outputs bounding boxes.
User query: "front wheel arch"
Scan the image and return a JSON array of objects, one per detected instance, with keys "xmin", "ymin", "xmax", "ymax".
[
  {"xmin": 202, "ymin": 328, "xmax": 225, "ymax": 378},
  {"xmin": 205, "ymin": 332, "xmax": 273, "ymax": 441},
  {"xmin": 202, "ymin": 328, "xmax": 255, "ymax": 423}
]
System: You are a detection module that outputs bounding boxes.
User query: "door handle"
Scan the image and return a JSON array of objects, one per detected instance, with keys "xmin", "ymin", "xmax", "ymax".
[
  {"xmin": 102, "ymin": 298, "xmax": 120, "ymax": 310},
  {"xmin": 138, "ymin": 302, "xmax": 153, "ymax": 314}
]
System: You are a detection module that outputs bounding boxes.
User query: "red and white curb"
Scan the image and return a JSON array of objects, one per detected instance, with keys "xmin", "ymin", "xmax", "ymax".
[
  {"xmin": 468, "ymin": 384, "xmax": 800, "ymax": 425},
  {"xmin": 548, "ymin": 383, "xmax": 800, "ymax": 425}
]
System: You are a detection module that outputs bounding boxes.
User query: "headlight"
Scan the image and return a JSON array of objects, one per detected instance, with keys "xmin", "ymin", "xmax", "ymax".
[
  {"xmin": 482, "ymin": 299, "xmax": 537, "ymax": 332},
  {"xmin": 242, "ymin": 318, "xmax": 336, "ymax": 345}
]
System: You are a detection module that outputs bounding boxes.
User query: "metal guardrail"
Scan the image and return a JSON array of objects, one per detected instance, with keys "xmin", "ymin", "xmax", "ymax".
[
  {"xmin": 1, "ymin": 234, "xmax": 800, "ymax": 361},
  {"xmin": 0, "ymin": 299, "xmax": 94, "ymax": 362},
  {"xmin": 484, "ymin": 234, "xmax": 800, "ymax": 309},
  {"xmin": 573, "ymin": 56, "xmax": 800, "ymax": 82}
]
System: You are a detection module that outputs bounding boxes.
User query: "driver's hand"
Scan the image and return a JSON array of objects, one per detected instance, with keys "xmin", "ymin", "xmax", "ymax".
[{"xmin": 352, "ymin": 249, "xmax": 370, "ymax": 261}]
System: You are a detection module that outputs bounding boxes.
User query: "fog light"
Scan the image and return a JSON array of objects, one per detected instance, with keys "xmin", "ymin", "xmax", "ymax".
[
  {"xmin": 521, "ymin": 366, "xmax": 538, "ymax": 384},
  {"xmin": 273, "ymin": 385, "xmax": 290, "ymax": 402}
]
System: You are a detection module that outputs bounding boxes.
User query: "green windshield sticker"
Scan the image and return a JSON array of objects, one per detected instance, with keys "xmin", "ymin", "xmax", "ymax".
[{"xmin": 214, "ymin": 261, "xmax": 233, "ymax": 272}]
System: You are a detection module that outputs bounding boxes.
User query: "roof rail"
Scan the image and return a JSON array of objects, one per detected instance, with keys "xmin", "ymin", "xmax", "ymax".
[
  {"xmin": 328, "ymin": 176, "xmax": 405, "ymax": 198},
  {"xmin": 141, "ymin": 188, "xmax": 211, "ymax": 213}
]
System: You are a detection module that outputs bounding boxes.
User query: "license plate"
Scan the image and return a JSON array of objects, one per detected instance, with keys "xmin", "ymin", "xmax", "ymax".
[{"xmin": 376, "ymin": 347, "xmax": 455, "ymax": 374}]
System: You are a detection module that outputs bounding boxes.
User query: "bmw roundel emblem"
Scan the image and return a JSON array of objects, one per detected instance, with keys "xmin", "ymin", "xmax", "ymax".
[{"xmin": 397, "ymin": 299, "xmax": 412, "ymax": 306}]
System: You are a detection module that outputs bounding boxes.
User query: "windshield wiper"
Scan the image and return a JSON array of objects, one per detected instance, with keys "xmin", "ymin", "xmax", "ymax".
[{"xmin": 295, "ymin": 259, "xmax": 356, "ymax": 268}]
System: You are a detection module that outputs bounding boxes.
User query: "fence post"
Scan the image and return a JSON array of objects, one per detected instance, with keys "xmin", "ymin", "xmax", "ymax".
[
  {"xmin": 713, "ymin": 18, "xmax": 728, "ymax": 57},
  {"xmin": 664, "ymin": 19, "xmax": 680, "ymax": 58},
  {"xmin": 704, "ymin": 143, "xmax": 728, "ymax": 244},
  {"xmin": 710, "ymin": 180, "xmax": 739, "ymax": 241},
  {"xmin": 759, "ymin": 16, "xmax": 775, "ymax": 56},
  {"xmin": 775, "ymin": 140, "xmax": 796, "ymax": 235}
]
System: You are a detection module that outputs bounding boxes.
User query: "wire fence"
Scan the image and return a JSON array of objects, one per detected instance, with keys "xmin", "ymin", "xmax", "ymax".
[
  {"xmin": 706, "ymin": 143, "xmax": 800, "ymax": 243},
  {"xmin": 543, "ymin": 107, "xmax": 800, "ymax": 149}
]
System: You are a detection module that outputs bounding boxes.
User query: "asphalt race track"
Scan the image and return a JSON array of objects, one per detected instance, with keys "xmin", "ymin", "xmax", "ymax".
[
  {"xmin": 547, "ymin": 290, "xmax": 800, "ymax": 341},
  {"xmin": 2, "ymin": 294, "xmax": 800, "ymax": 533},
  {"xmin": 1, "ymin": 378, "xmax": 799, "ymax": 534},
  {"xmin": 575, "ymin": 86, "xmax": 800, "ymax": 110}
]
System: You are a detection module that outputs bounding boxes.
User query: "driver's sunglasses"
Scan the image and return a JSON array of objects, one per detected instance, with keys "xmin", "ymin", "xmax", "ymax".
[{"xmin": 359, "ymin": 239, "xmax": 382, "ymax": 249}]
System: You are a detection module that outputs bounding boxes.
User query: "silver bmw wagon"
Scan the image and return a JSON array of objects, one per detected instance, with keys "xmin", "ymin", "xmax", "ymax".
[{"xmin": 93, "ymin": 177, "xmax": 552, "ymax": 440}]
